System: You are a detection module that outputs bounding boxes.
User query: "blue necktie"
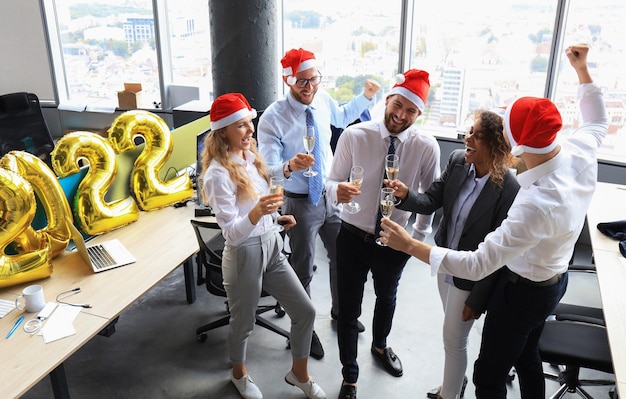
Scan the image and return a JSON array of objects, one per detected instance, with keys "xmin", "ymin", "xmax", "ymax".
[
  {"xmin": 375, "ymin": 136, "xmax": 397, "ymax": 237},
  {"xmin": 306, "ymin": 107, "xmax": 323, "ymax": 206}
]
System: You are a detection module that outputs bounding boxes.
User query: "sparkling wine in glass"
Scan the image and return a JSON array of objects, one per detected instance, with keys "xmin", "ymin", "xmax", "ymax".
[
  {"xmin": 376, "ymin": 187, "xmax": 395, "ymax": 246},
  {"xmin": 385, "ymin": 154, "xmax": 401, "ymax": 204},
  {"xmin": 269, "ymin": 177, "xmax": 284, "ymax": 232},
  {"xmin": 303, "ymin": 126, "xmax": 318, "ymax": 177},
  {"xmin": 344, "ymin": 166, "xmax": 364, "ymax": 214}
]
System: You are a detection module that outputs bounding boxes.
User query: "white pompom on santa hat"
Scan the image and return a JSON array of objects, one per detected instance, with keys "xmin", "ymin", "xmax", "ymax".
[
  {"xmin": 504, "ymin": 97, "xmax": 562, "ymax": 157},
  {"xmin": 388, "ymin": 69, "xmax": 430, "ymax": 112},
  {"xmin": 281, "ymin": 48, "xmax": 317, "ymax": 86},
  {"xmin": 210, "ymin": 93, "xmax": 257, "ymax": 131}
]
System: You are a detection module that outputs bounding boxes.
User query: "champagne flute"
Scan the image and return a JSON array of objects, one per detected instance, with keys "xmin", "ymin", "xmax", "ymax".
[
  {"xmin": 385, "ymin": 154, "xmax": 401, "ymax": 204},
  {"xmin": 343, "ymin": 166, "xmax": 364, "ymax": 214},
  {"xmin": 376, "ymin": 187, "xmax": 395, "ymax": 246},
  {"xmin": 268, "ymin": 176, "xmax": 284, "ymax": 232},
  {"xmin": 303, "ymin": 126, "xmax": 318, "ymax": 177}
]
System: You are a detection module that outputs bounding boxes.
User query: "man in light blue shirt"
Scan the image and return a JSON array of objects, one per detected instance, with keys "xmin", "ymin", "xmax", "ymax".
[{"xmin": 258, "ymin": 48, "xmax": 380, "ymax": 359}]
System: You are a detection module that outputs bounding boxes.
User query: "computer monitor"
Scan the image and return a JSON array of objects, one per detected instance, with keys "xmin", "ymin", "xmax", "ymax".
[{"xmin": 196, "ymin": 129, "xmax": 210, "ymax": 206}]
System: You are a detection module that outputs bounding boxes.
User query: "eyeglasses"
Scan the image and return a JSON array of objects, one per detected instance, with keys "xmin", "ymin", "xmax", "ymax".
[{"xmin": 295, "ymin": 75, "xmax": 322, "ymax": 88}]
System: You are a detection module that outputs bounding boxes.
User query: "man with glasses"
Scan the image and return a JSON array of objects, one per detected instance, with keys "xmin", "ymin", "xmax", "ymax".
[{"xmin": 258, "ymin": 48, "xmax": 380, "ymax": 360}]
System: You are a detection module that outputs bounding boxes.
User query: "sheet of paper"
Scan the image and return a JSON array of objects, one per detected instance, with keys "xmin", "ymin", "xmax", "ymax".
[
  {"xmin": 40, "ymin": 304, "xmax": 81, "ymax": 344},
  {"xmin": 0, "ymin": 299, "xmax": 16, "ymax": 318}
]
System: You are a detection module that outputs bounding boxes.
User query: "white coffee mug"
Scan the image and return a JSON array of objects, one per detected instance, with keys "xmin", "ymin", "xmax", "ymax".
[{"xmin": 15, "ymin": 285, "xmax": 46, "ymax": 313}]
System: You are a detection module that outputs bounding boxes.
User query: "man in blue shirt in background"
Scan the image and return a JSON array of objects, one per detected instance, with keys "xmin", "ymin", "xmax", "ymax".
[{"xmin": 258, "ymin": 48, "xmax": 380, "ymax": 359}]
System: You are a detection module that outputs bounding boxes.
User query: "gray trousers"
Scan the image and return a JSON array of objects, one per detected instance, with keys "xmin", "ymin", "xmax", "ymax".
[
  {"xmin": 222, "ymin": 231, "xmax": 315, "ymax": 362},
  {"xmin": 282, "ymin": 193, "xmax": 341, "ymax": 314}
]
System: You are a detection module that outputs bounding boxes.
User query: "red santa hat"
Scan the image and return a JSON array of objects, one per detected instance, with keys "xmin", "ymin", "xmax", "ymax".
[
  {"xmin": 504, "ymin": 97, "xmax": 562, "ymax": 157},
  {"xmin": 281, "ymin": 48, "xmax": 317, "ymax": 86},
  {"xmin": 210, "ymin": 93, "xmax": 257, "ymax": 131},
  {"xmin": 388, "ymin": 69, "xmax": 430, "ymax": 112}
]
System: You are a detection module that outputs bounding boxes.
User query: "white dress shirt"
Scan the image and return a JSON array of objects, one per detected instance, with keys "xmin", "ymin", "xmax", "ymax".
[
  {"xmin": 430, "ymin": 83, "xmax": 608, "ymax": 281},
  {"xmin": 326, "ymin": 119, "xmax": 441, "ymax": 242},
  {"xmin": 203, "ymin": 150, "xmax": 281, "ymax": 246},
  {"xmin": 446, "ymin": 165, "xmax": 489, "ymax": 250}
]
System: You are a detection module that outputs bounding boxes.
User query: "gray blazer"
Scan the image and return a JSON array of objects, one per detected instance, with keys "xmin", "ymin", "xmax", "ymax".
[{"xmin": 398, "ymin": 149, "xmax": 520, "ymax": 313}]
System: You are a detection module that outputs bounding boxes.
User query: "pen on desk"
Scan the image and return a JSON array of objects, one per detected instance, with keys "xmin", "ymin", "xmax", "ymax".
[{"xmin": 6, "ymin": 316, "xmax": 24, "ymax": 339}]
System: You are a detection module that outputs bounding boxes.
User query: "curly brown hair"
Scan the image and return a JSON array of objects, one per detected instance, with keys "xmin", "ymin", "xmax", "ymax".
[
  {"xmin": 201, "ymin": 127, "xmax": 269, "ymax": 202},
  {"xmin": 474, "ymin": 109, "xmax": 515, "ymax": 188}
]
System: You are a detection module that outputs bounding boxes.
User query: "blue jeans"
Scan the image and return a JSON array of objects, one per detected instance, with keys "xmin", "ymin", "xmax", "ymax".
[
  {"xmin": 336, "ymin": 224, "xmax": 410, "ymax": 383},
  {"xmin": 474, "ymin": 269, "xmax": 568, "ymax": 399}
]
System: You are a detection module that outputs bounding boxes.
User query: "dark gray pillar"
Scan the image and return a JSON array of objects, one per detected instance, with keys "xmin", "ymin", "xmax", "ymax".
[{"xmin": 209, "ymin": 0, "xmax": 278, "ymax": 112}]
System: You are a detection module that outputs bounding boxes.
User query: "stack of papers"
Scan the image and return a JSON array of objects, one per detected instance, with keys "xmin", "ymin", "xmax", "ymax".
[{"xmin": 0, "ymin": 299, "xmax": 15, "ymax": 318}]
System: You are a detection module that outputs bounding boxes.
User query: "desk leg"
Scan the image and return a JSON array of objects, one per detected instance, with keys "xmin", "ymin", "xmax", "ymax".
[
  {"xmin": 50, "ymin": 363, "xmax": 70, "ymax": 399},
  {"xmin": 183, "ymin": 257, "xmax": 196, "ymax": 304}
]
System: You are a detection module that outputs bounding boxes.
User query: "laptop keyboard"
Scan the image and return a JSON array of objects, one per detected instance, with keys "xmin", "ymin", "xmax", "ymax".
[{"xmin": 87, "ymin": 244, "xmax": 117, "ymax": 270}]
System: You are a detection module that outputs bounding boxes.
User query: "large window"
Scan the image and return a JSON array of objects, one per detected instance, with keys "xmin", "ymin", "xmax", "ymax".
[
  {"xmin": 42, "ymin": 0, "xmax": 626, "ymax": 165},
  {"xmin": 553, "ymin": 0, "xmax": 626, "ymax": 164},
  {"xmin": 282, "ymin": 0, "xmax": 402, "ymax": 108},
  {"xmin": 409, "ymin": 1, "xmax": 558, "ymax": 135},
  {"xmin": 46, "ymin": 0, "xmax": 212, "ymax": 111}
]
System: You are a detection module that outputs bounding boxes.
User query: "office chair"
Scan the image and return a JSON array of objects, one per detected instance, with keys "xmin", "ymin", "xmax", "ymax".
[
  {"xmin": 0, "ymin": 92, "xmax": 55, "ymax": 167},
  {"xmin": 190, "ymin": 220, "xmax": 289, "ymax": 343},
  {"xmin": 538, "ymin": 264, "xmax": 618, "ymax": 399}
]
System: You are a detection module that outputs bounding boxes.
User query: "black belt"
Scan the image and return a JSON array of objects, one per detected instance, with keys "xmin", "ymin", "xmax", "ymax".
[
  {"xmin": 505, "ymin": 267, "xmax": 563, "ymax": 287},
  {"xmin": 284, "ymin": 190, "xmax": 308, "ymax": 199},
  {"xmin": 341, "ymin": 222, "xmax": 377, "ymax": 244},
  {"xmin": 284, "ymin": 190, "xmax": 326, "ymax": 199}
]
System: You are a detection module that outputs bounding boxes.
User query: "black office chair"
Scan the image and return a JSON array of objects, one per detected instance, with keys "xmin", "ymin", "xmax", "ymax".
[
  {"xmin": 539, "ymin": 265, "xmax": 618, "ymax": 399},
  {"xmin": 0, "ymin": 92, "xmax": 55, "ymax": 167},
  {"xmin": 190, "ymin": 220, "xmax": 289, "ymax": 343}
]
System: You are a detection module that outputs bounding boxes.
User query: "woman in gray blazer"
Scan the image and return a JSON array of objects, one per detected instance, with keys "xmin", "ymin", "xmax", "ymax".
[{"xmin": 390, "ymin": 110, "xmax": 520, "ymax": 399}]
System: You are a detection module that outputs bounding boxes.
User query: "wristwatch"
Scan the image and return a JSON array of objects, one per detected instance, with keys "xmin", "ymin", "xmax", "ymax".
[{"xmin": 283, "ymin": 160, "xmax": 292, "ymax": 175}]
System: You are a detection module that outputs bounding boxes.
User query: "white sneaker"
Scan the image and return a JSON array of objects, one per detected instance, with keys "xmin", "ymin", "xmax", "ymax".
[
  {"xmin": 284, "ymin": 370, "xmax": 327, "ymax": 399},
  {"xmin": 231, "ymin": 374, "xmax": 263, "ymax": 399}
]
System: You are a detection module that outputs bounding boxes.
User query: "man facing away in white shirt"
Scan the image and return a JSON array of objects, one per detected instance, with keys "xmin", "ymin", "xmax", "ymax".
[{"xmin": 380, "ymin": 43, "xmax": 608, "ymax": 398}]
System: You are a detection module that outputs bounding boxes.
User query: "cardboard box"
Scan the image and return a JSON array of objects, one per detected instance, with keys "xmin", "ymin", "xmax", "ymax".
[{"xmin": 117, "ymin": 83, "xmax": 143, "ymax": 109}]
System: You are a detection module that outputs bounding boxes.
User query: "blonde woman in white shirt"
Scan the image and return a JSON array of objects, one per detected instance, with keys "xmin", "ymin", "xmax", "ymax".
[{"xmin": 201, "ymin": 93, "xmax": 326, "ymax": 399}]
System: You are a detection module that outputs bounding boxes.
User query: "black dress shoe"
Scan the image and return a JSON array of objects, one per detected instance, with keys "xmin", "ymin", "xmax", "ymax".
[
  {"xmin": 331, "ymin": 311, "xmax": 365, "ymax": 333},
  {"xmin": 338, "ymin": 384, "xmax": 357, "ymax": 399},
  {"xmin": 370, "ymin": 345, "xmax": 403, "ymax": 377},
  {"xmin": 310, "ymin": 330, "xmax": 324, "ymax": 359}
]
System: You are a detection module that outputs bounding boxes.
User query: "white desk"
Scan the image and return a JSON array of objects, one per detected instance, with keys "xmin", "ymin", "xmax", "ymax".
[
  {"xmin": 587, "ymin": 182, "xmax": 626, "ymax": 397},
  {"xmin": 0, "ymin": 204, "xmax": 204, "ymax": 399}
]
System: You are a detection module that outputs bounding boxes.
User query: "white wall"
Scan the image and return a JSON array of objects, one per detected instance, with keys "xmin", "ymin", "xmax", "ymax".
[{"xmin": 0, "ymin": 0, "xmax": 55, "ymax": 100}]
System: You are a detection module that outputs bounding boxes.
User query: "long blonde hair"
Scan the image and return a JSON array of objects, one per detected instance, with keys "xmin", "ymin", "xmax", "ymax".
[{"xmin": 201, "ymin": 127, "xmax": 269, "ymax": 202}]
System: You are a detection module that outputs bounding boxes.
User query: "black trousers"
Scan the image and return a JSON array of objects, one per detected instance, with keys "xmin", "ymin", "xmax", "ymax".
[
  {"xmin": 474, "ymin": 269, "xmax": 568, "ymax": 398},
  {"xmin": 336, "ymin": 223, "xmax": 410, "ymax": 383}
]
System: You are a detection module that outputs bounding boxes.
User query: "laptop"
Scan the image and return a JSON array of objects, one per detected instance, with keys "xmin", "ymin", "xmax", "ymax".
[{"xmin": 67, "ymin": 220, "xmax": 136, "ymax": 273}]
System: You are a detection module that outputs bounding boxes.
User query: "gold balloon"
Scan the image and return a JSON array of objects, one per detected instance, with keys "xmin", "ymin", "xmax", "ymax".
[
  {"xmin": 1, "ymin": 151, "xmax": 72, "ymax": 258},
  {"xmin": 0, "ymin": 168, "xmax": 52, "ymax": 288},
  {"xmin": 51, "ymin": 131, "xmax": 140, "ymax": 235},
  {"xmin": 108, "ymin": 110, "xmax": 193, "ymax": 211}
]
